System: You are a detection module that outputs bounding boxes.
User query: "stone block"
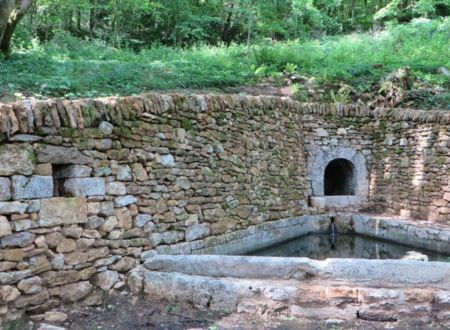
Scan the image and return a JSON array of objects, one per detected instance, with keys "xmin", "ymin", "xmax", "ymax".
[
  {"xmin": 0, "ymin": 285, "xmax": 20, "ymax": 303},
  {"xmin": 315, "ymin": 128, "xmax": 329, "ymax": 137},
  {"xmin": 12, "ymin": 175, "xmax": 53, "ymax": 200},
  {"xmin": 0, "ymin": 216, "xmax": 12, "ymax": 237},
  {"xmin": 117, "ymin": 165, "xmax": 132, "ymax": 181},
  {"xmin": 39, "ymin": 197, "xmax": 87, "ymax": 227},
  {"xmin": 94, "ymin": 270, "xmax": 119, "ymax": 291},
  {"xmin": 106, "ymin": 182, "xmax": 126, "ymax": 195},
  {"xmin": 3, "ymin": 249, "xmax": 24, "ymax": 261},
  {"xmin": 98, "ymin": 201, "xmax": 114, "ymax": 216},
  {"xmin": 185, "ymin": 223, "xmax": 211, "ymax": 241},
  {"xmin": 0, "ymin": 178, "xmax": 11, "ymax": 201},
  {"xmin": 10, "ymin": 219, "xmax": 39, "ymax": 231},
  {"xmin": 86, "ymin": 216, "xmax": 104, "ymax": 229},
  {"xmin": 64, "ymin": 178, "xmax": 106, "ymax": 197},
  {"xmin": 175, "ymin": 176, "xmax": 190, "ymax": 190},
  {"xmin": 115, "ymin": 207, "xmax": 132, "ymax": 229},
  {"xmin": 0, "ymin": 201, "xmax": 30, "ymax": 215},
  {"xmin": 114, "ymin": 195, "xmax": 137, "ymax": 207},
  {"xmin": 54, "ymin": 165, "xmax": 92, "ymax": 178},
  {"xmin": 135, "ymin": 214, "xmax": 152, "ymax": 227},
  {"xmin": 18, "ymin": 276, "xmax": 43, "ymax": 294},
  {"xmin": 35, "ymin": 164, "xmax": 53, "ymax": 176},
  {"xmin": 60, "ymin": 281, "xmax": 93, "ymax": 302},
  {"xmin": 44, "ymin": 311, "xmax": 68, "ymax": 323},
  {"xmin": 160, "ymin": 154, "xmax": 175, "ymax": 167},
  {"xmin": 1, "ymin": 231, "xmax": 35, "ymax": 248},
  {"xmin": 0, "ymin": 144, "xmax": 35, "ymax": 176},
  {"xmin": 100, "ymin": 216, "xmax": 118, "ymax": 232},
  {"xmin": 27, "ymin": 200, "xmax": 41, "ymax": 212},
  {"xmin": 42, "ymin": 270, "xmax": 80, "ymax": 287},
  {"xmin": 56, "ymin": 238, "xmax": 76, "ymax": 253},
  {"xmin": 37, "ymin": 323, "xmax": 65, "ymax": 330},
  {"xmin": 160, "ymin": 231, "xmax": 179, "ymax": 244},
  {"xmin": 87, "ymin": 202, "xmax": 100, "ymax": 215},
  {"xmin": 131, "ymin": 163, "xmax": 148, "ymax": 181},
  {"xmin": 14, "ymin": 290, "xmax": 49, "ymax": 308},
  {"xmin": 99, "ymin": 121, "xmax": 114, "ymax": 135},
  {"xmin": 112, "ymin": 256, "xmax": 136, "ymax": 272},
  {"xmin": 36, "ymin": 145, "xmax": 92, "ymax": 165}
]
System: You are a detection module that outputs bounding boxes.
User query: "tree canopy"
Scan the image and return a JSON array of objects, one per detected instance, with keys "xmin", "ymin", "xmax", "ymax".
[{"xmin": 4, "ymin": 0, "xmax": 450, "ymax": 52}]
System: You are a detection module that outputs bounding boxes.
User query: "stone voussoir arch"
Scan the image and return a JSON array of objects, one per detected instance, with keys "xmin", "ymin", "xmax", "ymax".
[{"xmin": 307, "ymin": 146, "xmax": 369, "ymax": 205}]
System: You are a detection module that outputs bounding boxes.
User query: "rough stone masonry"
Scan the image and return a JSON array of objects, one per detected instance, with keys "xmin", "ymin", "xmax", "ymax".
[{"xmin": 0, "ymin": 92, "xmax": 449, "ymax": 323}]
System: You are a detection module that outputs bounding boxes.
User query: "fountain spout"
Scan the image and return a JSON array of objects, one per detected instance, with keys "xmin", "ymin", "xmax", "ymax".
[{"xmin": 330, "ymin": 216, "xmax": 337, "ymax": 248}]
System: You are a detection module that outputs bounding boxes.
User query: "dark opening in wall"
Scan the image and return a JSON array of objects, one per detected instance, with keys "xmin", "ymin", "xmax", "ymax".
[
  {"xmin": 324, "ymin": 158, "xmax": 355, "ymax": 196},
  {"xmin": 52, "ymin": 164, "xmax": 70, "ymax": 197}
]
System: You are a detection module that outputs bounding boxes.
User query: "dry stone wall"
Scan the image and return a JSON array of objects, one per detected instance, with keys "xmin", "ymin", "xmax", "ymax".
[
  {"xmin": 300, "ymin": 105, "xmax": 450, "ymax": 222},
  {"xmin": 0, "ymin": 93, "xmax": 449, "ymax": 322},
  {"xmin": 0, "ymin": 93, "xmax": 307, "ymax": 323}
]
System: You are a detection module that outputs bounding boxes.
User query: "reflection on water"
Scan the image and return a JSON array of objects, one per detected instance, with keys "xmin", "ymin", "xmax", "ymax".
[{"xmin": 247, "ymin": 234, "xmax": 450, "ymax": 261}]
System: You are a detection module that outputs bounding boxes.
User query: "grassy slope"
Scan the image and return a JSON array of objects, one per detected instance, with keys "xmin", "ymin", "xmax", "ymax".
[{"xmin": 0, "ymin": 18, "xmax": 448, "ymax": 108}]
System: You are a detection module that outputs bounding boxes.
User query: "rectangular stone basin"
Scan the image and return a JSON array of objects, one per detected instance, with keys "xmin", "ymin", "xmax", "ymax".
[{"xmin": 133, "ymin": 214, "xmax": 450, "ymax": 327}]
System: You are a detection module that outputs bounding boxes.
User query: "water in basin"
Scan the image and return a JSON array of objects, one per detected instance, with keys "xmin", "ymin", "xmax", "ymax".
[{"xmin": 246, "ymin": 234, "xmax": 450, "ymax": 261}]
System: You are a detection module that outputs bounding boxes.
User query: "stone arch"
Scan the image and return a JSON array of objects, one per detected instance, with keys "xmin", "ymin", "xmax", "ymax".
[{"xmin": 307, "ymin": 146, "xmax": 368, "ymax": 202}]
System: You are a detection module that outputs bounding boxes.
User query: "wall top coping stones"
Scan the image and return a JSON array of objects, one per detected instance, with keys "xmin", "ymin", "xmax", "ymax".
[{"xmin": 0, "ymin": 93, "xmax": 448, "ymax": 139}]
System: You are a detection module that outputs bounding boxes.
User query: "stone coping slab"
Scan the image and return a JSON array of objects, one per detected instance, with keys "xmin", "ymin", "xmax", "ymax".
[{"xmin": 144, "ymin": 255, "xmax": 450, "ymax": 289}]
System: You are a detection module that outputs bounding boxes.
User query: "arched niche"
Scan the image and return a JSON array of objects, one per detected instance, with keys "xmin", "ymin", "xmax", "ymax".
[
  {"xmin": 324, "ymin": 158, "xmax": 356, "ymax": 196},
  {"xmin": 307, "ymin": 147, "xmax": 368, "ymax": 209}
]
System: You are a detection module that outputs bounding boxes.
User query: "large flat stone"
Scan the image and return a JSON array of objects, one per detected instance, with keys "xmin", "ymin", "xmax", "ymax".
[
  {"xmin": 144, "ymin": 254, "xmax": 450, "ymax": 289},
  {"xmin": 39, "ymin": 197, "xmax": 87, "ymax": 227},
  {"xmin": 36, "ymin": 145, "xmax": 92, "ymax": 165},
  {"xmin": 12, "ymin": 176, "xmax": 53, "ymax": 200},
  {"xmin": 0, "ymin": 144, "xmax": 35, "ymax": 176},
  {"xmin": 63, "ymin": 178, "xmax": 106, "ymax": 197}
]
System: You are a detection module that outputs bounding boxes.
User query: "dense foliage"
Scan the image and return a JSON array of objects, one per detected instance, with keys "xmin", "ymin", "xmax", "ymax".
[
  {"xmin": 1, "ymin": 18, "xmax": 448, "ymax": 109},
  {"xmin": 11, "ymin": 0, "xmax": 450, "ymax": 48},
  {"xmin": 0, "ymin": 0, "xmax": 449, "ymax": 109}
]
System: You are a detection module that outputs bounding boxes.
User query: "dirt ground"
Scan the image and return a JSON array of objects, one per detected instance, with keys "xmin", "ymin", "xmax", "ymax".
[{"xmin": 6, "ymin": 292, "xmax": 445, "ymax": 330}]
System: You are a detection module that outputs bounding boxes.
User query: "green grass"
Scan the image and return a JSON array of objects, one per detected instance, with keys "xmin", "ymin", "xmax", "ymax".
[{"xmin": 0, "ymin": 18, "xmax": 449, "ymax": 108}]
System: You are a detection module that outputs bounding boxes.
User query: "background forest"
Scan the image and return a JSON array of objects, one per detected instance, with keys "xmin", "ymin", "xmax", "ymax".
[{"xmin": 0, "ymin": 0, "xmax": 449, "ymax": 109}]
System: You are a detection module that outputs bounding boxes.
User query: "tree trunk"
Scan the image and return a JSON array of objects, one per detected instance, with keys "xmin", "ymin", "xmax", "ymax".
[
  {"xmin": 246, "ymin": 0, "xmax": 253, "ymax": 52},
  {"xmin": 0, "ymin": 0, "xmax": 35, "ymax": 58},
  {"xmin": 89, "ymin": 0, "xmax": 95, "ymax": 38},
  {"xmin": 76, "ymin": 8, "xmax": 81, "ymax": 33}
]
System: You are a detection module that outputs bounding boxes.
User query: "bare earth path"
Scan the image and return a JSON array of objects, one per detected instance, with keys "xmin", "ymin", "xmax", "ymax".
[{"xmin": 10, "ymin": 294, "xmax": 444, "ymax": 330}]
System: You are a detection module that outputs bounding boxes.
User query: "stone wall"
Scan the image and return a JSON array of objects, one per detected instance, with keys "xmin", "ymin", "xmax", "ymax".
[
  {"xmin": 301, "ymin": 105, "xmax": 450, "ymax": 221},
  {"xmin": 0, "ymin": 93, "xmax": 308, "ymax": 323},
  {"xmin": 0, "ymin": 93, "xmax": 449, "ymax": 323}
]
